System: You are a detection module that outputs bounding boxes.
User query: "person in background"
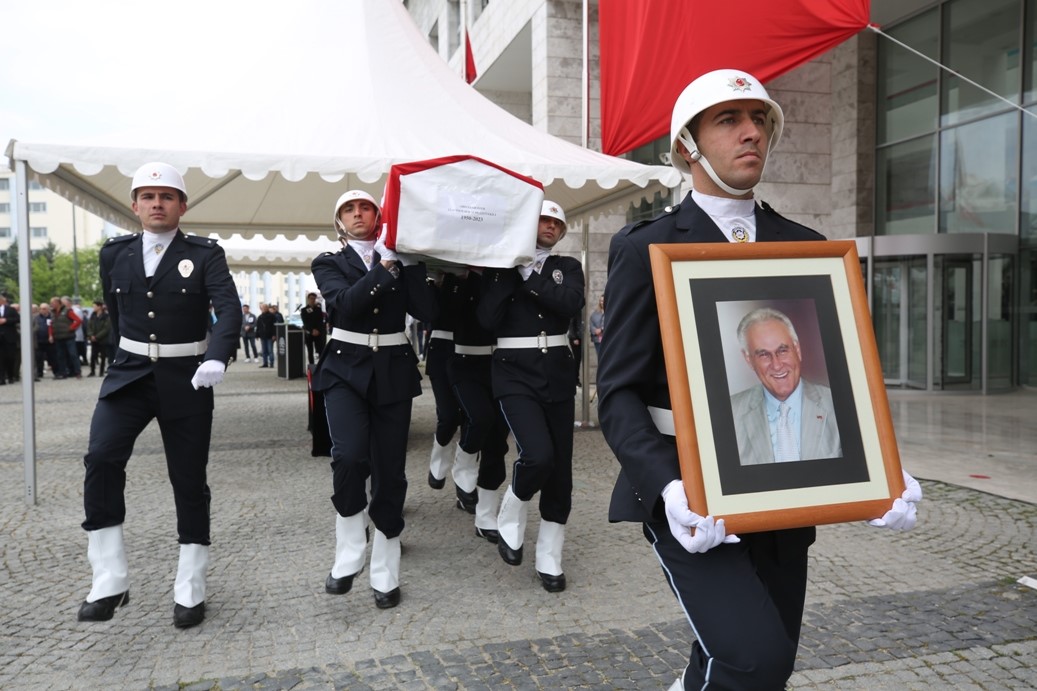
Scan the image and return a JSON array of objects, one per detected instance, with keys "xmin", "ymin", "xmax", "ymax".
[
  {"xmin": 87, "ymin": 300, "xmax": 111, "ymax": 378},
  {"xmin": 240, "ymin": 304, "xmax": 259, "ymax": 363},
  {"xmin": 34, "ymin": 302, "xmax": 55, "ymax": 381},
  {"xmin": 589, "ymin": 295, "xmax": 604, "ymax": 362},
  {"xmin": 255, "ymin": 303, "xmax": 276, "ymax": 368},
  {"xmin": 0, "ymin": 292, "xmax": 19, "ymax": 385},
  {"xmin": 52, "ymin": 296, "xmax": 82, "ymax": 379},
  {"xmin": 299, "ymin": 292, "xmax": 328, "ymax": 366},
  {"xmin": 597, "ymin": 69, "xmax": 922, "ymax": 691}
]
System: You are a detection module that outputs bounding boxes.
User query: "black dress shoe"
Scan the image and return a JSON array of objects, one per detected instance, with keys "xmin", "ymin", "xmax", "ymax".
[
  {"xmin": 373, "ymin": 587, "xmax": 401, "ymax": 609},
  {"xmin": 455, "ymin": 487, "xmax": 477, "ymax": 514},
  {"xmin": 77, "ymin": 591, "xmax": 129, "ymax": 621},
  {"xmin": 427, "ymin": 471, "xmax": 445, "ymax": 490},
  {"xmin": 325, "ymin": 571, "xmax": 356, "ymax": 595},
  {"xmin": 475, "ymin": 527, "xmax": 500, "ymax": 544},
  {"xmin": 173, "ymin": 602, "xmax": 206, "ymax": 628},
  {"xmin": 537, "ymin": 571, "xmax": 567, "ymax": 593},
  {"xmin": 498, "ymin": 538, "xmax": 523, "ymax": 565}
]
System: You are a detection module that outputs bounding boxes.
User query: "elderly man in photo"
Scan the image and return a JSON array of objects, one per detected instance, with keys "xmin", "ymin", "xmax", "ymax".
[{"xmin": 730, "ymin": 307, "xmax": 841, "ymax": 465}]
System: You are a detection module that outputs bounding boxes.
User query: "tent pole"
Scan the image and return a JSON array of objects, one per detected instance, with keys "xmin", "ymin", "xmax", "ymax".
[
  {"xmin": 577, "ymin": 0, "xmax": 594, "ymax": 428},
  {"xmin": 15, "ymin": 159, "xmax": 37, "ymax": 506}
]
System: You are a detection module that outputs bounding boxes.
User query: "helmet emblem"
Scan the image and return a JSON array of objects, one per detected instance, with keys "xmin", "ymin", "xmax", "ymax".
[
  {"xmin": 728, "ymin": 76, "xmax": 753, "ymax": 93},
  {"xmin": 148, "ymin": 170, "xmax": 162, "ymax": 180},
  {"xmin": 549, "ymin": 205, "xmax": 560, "ymax": 214}
]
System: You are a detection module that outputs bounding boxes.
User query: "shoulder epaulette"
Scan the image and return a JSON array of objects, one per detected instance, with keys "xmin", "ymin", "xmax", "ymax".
[
  {"xmin": 104, "ymin": 233, "xmax": 138, "ymax": 245},
  {"xmin": 182, "ymin": 234, "xmax": 219, "ymax": 248},
  {"xmin": 621, "ymin": 203, "xmax": 680, "ymax": 236},
  {"xmin": 760, "ymin": 201, "xmax": 826, "ymax": 239}
]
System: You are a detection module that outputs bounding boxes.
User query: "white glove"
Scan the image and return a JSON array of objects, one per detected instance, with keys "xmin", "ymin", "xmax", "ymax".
[
  {"xmin": 661, "ymin": 479, "xmax": 739, "ymax": 553},
  {"xmin": 868, "ymin": 470, "xmax": 922, "ymax": 531},
  {"xmin": 397, "ymin": 252, "xmax": 416, "ymax": 267},
  {"xmin": 373, "ymin": 232, "xmax": 399, "ymax": 263},
  {"xmin": 518, "ymin": 261, "xmax": 535, "ymax": 281},
  {"xmin": 190, "ymin": 359, "xmax": 227, "ymax": 390}
]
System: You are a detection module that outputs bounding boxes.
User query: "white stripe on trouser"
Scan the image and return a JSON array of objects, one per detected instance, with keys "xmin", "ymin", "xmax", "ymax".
[
  {"xmin": 332, "ymin": 512, "xmax": 367, "ymax": 578},
  {"xmin": 369, "ymin": 530, "xmax": 400, "ymax": 592},
  {"xmin": 86, "ymin": 525, "xmax": 129, "ymax": 602},
  {"xmin": 535, "ymin": 520, "xmax": 565, "ymax": 576},
  {"xmin": 173, "ymin": 544, "xmax": 209, "ymax": 608}
]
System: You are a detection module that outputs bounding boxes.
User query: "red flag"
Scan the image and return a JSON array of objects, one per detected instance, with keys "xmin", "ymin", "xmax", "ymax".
[
  {"xmin": 598, "ymin": 0, "xmax": 869, "ymax": 155},
  {"xmin": 464, "ymin": 31, "xmax": 477, "ymax": 84}
]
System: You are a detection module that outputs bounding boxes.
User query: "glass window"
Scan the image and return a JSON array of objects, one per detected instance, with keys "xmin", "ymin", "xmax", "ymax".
[
  {"xmin": 29, "ymin": 202, "xmax": 46, "ymax": 213},
  {"xmin": 1021, "ymin": 106, "xmax": 1037, "ymax": 240},
  {"xmin": 877, "ymin": 135, "xmax": 937, "ymax": 234},
  {"xmin": 1027, "ymin": 0, "xmax": 1037, "ymax": 103},
  {"xmin": 627, "ymin": 189, "xmax": 670, "ymax": 224},
  {"xmin": 0, "ymin": 178, "xmax": 9, "ymax": 190},
  {"xmin": 0, "ymin": 227, "xmax": 10, "ymax": 238},
  {"xmin": 0, "ymin": 203, "xmax": 9, "ymax": 213},
  {"xmin": 31, "ymin": 227, "xmax": 47, "ymax": 238},
  {"xmin": 878, "ymin": 8, "xmax": 940, "ymax": 143},
  {"xmin": 28, "ymin": 181, "xmax": 43, "ymax": 190},
  {"xmin": 939, "ymin": 111, "xmax": 1019, "ymax": 233},
  {"xmin": 941, "ymin": 0, "xmax": 1021, "ymax": 126}
]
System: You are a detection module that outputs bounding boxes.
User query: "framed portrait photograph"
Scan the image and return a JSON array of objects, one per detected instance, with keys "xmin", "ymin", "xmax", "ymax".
[{"xmin": 649, "ymin": 240, "xmax": 904, "ymax": 534}]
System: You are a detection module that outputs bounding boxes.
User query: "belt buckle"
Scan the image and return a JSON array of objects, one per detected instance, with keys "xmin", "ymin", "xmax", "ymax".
[
  {"xmin": 368, "ymin": 332, "xmax": 380, "ymax": 351},
  {"xmin": 148, "ymin": 342, "xmax": 159, "ymax": 361},
  {"xmin": 537, "ymin": 332, "xmax": 547, "ymax": 352}
]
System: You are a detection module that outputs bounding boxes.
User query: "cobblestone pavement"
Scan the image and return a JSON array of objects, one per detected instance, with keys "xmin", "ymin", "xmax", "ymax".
[{"xmin": 1, "ymin": 365, "xmax": 1035, "ymax": 690}]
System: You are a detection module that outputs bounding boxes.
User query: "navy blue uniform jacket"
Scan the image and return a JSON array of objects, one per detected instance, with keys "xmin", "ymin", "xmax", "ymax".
[
  {"xmin": 99, "ymin": 231, "xmax": 242, "ymax": 415},
  {"xmin": 597, "ymin": 196, "xmax": 826, "ymax": 524},
  {"xmin": 309, "ymin": 248, "xmax": 437, "ymax": 405}
]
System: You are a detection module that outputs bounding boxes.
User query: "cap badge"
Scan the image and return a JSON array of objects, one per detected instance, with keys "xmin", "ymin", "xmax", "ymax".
[{"xmin": 728, "ymin": 76, "xmax": 753, "ymax": 93}]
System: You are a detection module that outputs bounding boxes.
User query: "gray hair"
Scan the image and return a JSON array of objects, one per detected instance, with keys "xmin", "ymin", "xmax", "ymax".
[{"xmin": 737, "ymin": 307, "xmax": 799, "ymax": 352}]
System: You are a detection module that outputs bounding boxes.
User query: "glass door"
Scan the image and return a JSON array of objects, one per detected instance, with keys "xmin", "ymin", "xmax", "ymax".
[{"xmin": 873, "ymin": 257, "xmax": 928, "ymax": 388}]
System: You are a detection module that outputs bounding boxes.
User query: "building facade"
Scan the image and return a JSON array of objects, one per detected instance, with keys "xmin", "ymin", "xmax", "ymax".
[{"xmin": 406, "ymin": 0, "xmax": 1037, "ymax": 392}]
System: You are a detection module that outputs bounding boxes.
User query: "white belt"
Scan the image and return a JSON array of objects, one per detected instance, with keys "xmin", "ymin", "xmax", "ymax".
[
  {"xmin": 648, "ymin": 406, "xmax": 676, "ymax": 437},
  {"xmin": 119, "ymin": 336, "xmax": 208, "ymax": 360},
  {"xmin": 496, "ymin": 333, "xmax": 569, "ymax": 350},
  {"xmin": 454, "ymin": 344, "xmax": 494, "ymax": 356},
  {"xmin": 430, "ymin": 330, "xmax": 454, "ymax": 341},
  {"xmin": 331, "ymin": 327, "xmax": 409, "ymax": 349}
]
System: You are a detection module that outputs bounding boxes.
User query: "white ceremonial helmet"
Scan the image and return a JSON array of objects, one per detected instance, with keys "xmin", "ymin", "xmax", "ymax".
[
  {"xmin": 540, "ymin": 200, "xmax": 567, "ymax": 227},
  {"xmin": 333, "ymin": 190, "xmax": 380, "ymax": 230},
  {"xmin": 668, "ymin": 69, "xmax": 784, "ymax": 196},
  {"xmin": 130, "ymin": 162, "xmax": 187, "ymax": 200}
]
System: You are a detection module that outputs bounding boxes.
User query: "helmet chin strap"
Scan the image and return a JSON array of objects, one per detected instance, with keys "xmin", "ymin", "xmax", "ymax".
[{"xmin": 679, "ymin": 131, "xmax": 754, "ymax": 197}]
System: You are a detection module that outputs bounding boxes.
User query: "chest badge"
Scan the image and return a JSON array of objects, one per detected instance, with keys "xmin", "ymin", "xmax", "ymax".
[
  {"xmin": 552, "ymin": 269, "xmax": 563, "ymax": 284},
  {"xmin": 730, "ymin": 226, "xmax": 749, "ymax": 243},
  {"xmin": 178, "ymin": 259, "xmax": 195, "ymax": 278}
]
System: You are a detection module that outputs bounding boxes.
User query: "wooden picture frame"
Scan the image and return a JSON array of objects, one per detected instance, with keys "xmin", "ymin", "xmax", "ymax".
[{"xmin": 649, "ymin": 240, "xmax": 904, "ymax": 534}]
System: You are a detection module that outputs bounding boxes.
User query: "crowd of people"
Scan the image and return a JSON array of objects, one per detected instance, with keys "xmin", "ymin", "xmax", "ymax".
[{"xmin": 1, "ymin": 67, "xmax": 925, "ymax": 690}]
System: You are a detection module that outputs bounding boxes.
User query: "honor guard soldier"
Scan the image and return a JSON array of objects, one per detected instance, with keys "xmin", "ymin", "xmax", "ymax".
[
  {"xmin": 424, "ymin": 270, "xmax": 475, "ymax": 510},
  {"xmin": 77, "ymin": 162, "xmax": 242, "ymax": 629},
  {"xmin": 477, "ymin": 201, "xmax": 584, "ymax": 592},
  {"xmin": 447, "ymin": 269, "xmax": 511, "ymax": 542},
  {"xmin": 597, "ymin": 69, "xmax": 923, "ymax": 690},
  {"xmin": 311, "ymin": 190, "xmax": 437, "ymax": 610}
]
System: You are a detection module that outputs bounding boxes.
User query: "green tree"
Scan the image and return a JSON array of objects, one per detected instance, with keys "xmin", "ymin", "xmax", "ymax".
[{"xmin": 30, "ymin": 242, "xmax": 102, "ymax": 305}]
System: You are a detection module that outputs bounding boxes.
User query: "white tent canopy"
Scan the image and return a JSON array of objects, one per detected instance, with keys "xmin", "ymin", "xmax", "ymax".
[{"xmin": 6, "ymin": 0, "xmax": 678, "ymax": 241}]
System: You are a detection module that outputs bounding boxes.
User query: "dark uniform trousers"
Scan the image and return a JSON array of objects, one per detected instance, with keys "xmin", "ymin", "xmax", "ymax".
[
  {"xmin": 598, "ymin": 196, "xmax": 828, "ymax": 690},
  {"xmin": 83, "ymin": 374, "xmax": 213, "ymax": 544},
  {"xmin": 478, "ymin": 258, "xmax": 584, "ymax": 525},
  {"xmin": 323, "ymin": 378, "xmax": 410, "ymax": 538},
  {"xmin": 427, "ymin": 274, "xmax": 463, "ymax": 447},
  {"xmin": 449, "ymin": 272, "xmax": 509, "ymax": 490},
  {"xmin": 310, "ymin": 248, "xmax": 437, "ymax": 540},
  {"xmin": 82, "ymin": 230, "xmax": 241, "ymax": 546}
]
